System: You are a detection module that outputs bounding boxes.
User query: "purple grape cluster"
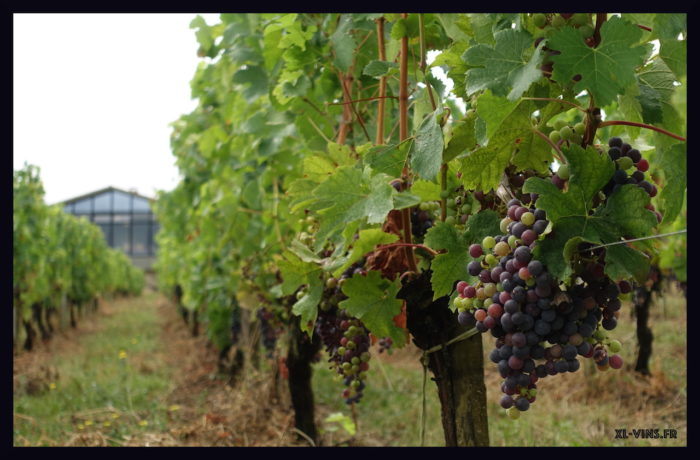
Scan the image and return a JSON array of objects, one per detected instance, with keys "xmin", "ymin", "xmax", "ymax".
[
  {"xmin": 602, "ymin": 137, "xmax": 661, "ymax": 222},
  {"xmin": 316, "ymin": 309, "xmax": 371, "ymax": 405},
  {"xmin": 453, "ymin": 198, "xmax": 626, "ymax": 418},
  {"xmin": 378, "ymin": 337, "xmax": 393, "ymax": 353}
]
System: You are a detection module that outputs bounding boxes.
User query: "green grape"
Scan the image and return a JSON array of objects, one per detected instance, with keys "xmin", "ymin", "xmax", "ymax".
[
  {"xmin": 464, "ymin": 297, "xmax": 474, "ymax": 308},
  {"xmin": 326, "ymin": 277, "xmax": 338, "ymax": 289},
  {"xmin": 483, "ymin": 236, "xmax": 496, "ymax": 249},
  {"xmin": 351, "ymin": 380, "xmax": 361, "ymax": 388},
  {"xmin": 525, "ymin": 277, "xmax": 536, "ymax": 287},
  {"xmin": 445, "ymin": 216, "xmax": 456, "ymax": 226},
  {"xmin": 431, "ymin": 202, "xmax": 441, "ymax": 211},
  {"xmin": 570, "ymin": 132, "xmax": 582, "ymax": 144},
  {"xmin": 338, "ymin": 346, "xmax": 346, "ymax": 355},
  {"xmin": 593, "ymin": 329, "xmax": 607, "ymax": 341},
  {"xmin": 507, "ymin": 407, "xmax": 521, "ymax": 419},
  {"xmin": 521, "ymin": 212, "xmax": 535, "ymax": 226},
  {"xmin": 360, "ymin": 352, "xmax": 371, "ymax": 362},
  {"xmin": 551, "ymin": 14, "xmax": 566, "ymax": 27},
  {"xmin": 571, "ymin": 13, "xmax": 589, "ymax": 26},
  {"xmin": 557, "ymin": 164, "xmax": 571, "ymax": 180},
  {"xmin": 579, "ymin": 24, "xmax": 594, "ymax": 38},
  {"xmin": 617, "ymin": 156, "xmax": 634, "ymax": 170},
  {"xmin": 508, "ymin": 235, "xmax": 518, "ymax": 248},
  {"xmin": 500, "ymin": 217, "xmax": 512, "ymax": 233},
  {"xmin": 553, "ymin": 119, "xmax": 567, "ymax": 130},
  {"xmin": 485, "ymin": 253, "xmax": 498, "ymax": 267},
  {"xmin": 440, "ymin": 189, "xmax": 450, "ymax": 199},
  {"xmin": 446, "ymin": 208, "xmax": 456, "ymax": 217},
  {"xmin": 483, "ymin": 283, "xmax": 497, "ymax": 297},
  {"xmin": 446, "ymin": 198, "xmax": 455, "ymax": 208},
  {"xmin": 461, "ymin": 203, "xmax": 472, "ymax": 214},
  {"xmin": 351, "ymin": 357, "xmax": 360, "ymax": 365},
  {"xmin": 574, "ymin": 122, "xmax": 586, "ymax": 135},
  {"xmin": 608, "ymin": 340, "xmax": 622, "ymax": 353},
  {"xmin": 559, "ymin": 125, "xmax": 573, "ymax": 140},
  {"xmin": 494, "ymin": 241, "xmax": 510, "ymax": 257},
  {"xmin": 532, "ymin": 13, "xmax": 547, "ymax": 28},
  {"xmin": 549, "ymin": 130, "xmax": 561, "ymax": 143},
  {"xmin": 419, "ymin": 202, "xmax": 430, "ymax": 211}
]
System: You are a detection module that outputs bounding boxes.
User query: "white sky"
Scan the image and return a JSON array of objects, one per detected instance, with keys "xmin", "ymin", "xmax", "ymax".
[{"xmin": 14, "ymin": 13, "xmax": 221, "ymax": 205}]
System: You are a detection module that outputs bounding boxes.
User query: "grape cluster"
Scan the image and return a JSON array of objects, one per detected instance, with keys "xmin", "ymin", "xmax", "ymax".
[
  {"xmin": 454, "ymin": 198, "xmax": 626, "ymax": 418},
  {"xmin": 602, "ymin": 137, "xmax": 661, "ymax": 222},
  {"xmin": 412, "ymin": 206, "xmax": 436, "ymax": 239},
  {"xmin": 316, "ymin": 308, "xmax": 371, "ymax": 405},
  {"xmin": 257, "ymin": 307, "xmax": 279, "ymax": 357},
  {"xmin": 548, "ymin": 118, "xmax": 586, "ymax": 154},
  {"xmin": 377, "ymin": 336, "xmax": 393, "ymax": 353},
  {"xmin": 532, "ymin": 13, "xmax": 594, "ymax": 40}
]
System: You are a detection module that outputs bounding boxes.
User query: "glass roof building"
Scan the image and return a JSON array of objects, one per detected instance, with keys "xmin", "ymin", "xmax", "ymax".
[{"xmin": 61, "ymin": 187, "xmax": 158, "ymax": 269}]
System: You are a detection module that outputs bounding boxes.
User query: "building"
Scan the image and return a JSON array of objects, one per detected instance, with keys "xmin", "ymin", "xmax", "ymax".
[{"xmin": 61, "ymin": 187, "xmax": 158, "ymax": 270}]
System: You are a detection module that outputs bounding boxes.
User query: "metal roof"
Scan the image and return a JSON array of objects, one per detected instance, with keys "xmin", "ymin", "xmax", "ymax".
[{"xmin": 60, "ymin": 186, "xmax": 155, "ymax": 205}]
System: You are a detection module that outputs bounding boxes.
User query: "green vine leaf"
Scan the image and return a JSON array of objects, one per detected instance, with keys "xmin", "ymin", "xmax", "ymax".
[
  {"xmin": 463, "ymin": 29, "xmax": 545, "ymax": 100},
  {"xmin": 548, "ymin": 16, "xmax": 646, "ymax": 107},
  {"xmin": 339, "ymin": 270, "xmax": 405, "ymax": 347},
  {"xmin": 411, "ymin": 111, "xmax": 444, "ymax": 181}
]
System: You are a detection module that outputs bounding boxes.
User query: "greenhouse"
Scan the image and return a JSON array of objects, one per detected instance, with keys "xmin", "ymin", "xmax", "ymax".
[{"xmin": 62, "ymin": 187, "xmax": 158, "ymax": 268}]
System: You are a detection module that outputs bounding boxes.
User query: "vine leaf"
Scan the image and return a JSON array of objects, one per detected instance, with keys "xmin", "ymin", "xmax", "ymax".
[
  {"xmin": 526, "ymin": 172, "xmax": 656, "ymax": 284},
  {"xmin": 411, "ymin": 111, "xmax": 444, "ymax": 182},
  {"xmin": 463, "ymin": 28, "xmax": 545, "ymax": 100},
  {"xmin": 424, "ymin": 222, "xmax": 469, "ymax": 300},
  {"xmin": 363, "ymin": 60, "xmax": 398, "ymax": 78},
  {"xmin": 443, "ymin": 117, "xmax": 477, "ymax": 163},
  {"xmin": 312, "ymin": 167, "xmax": 395, "ymax": 248},
  {"xmin": 458, "ymin": 91, "xmax": 565, "ymax": 192},
  {"xmin": 339, "ymin": 270, "xmax": 405, "ymax": 347},
  {"xmin": 331, "ymin": 14, "xmax": 356, "ymax": 72},
  {"xmin": 424, "ymin": 210, "xmax": 501, "ymax": 300},
  {"xmin": 548, "ymin": 16, "xmax": 646, "ymax": 107},
  {"xmin": 277, "ymin": 250, "xmax": 323, "ymax": 335},
  {"xmin": 656, "ymin": 143, "xmax": 686, "ymax": 224}
]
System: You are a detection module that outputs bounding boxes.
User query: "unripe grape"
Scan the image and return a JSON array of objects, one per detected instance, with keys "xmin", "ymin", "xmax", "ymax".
[
  {"xmin": 574, "ymin": 122, "xmax": 586, "ymax": 135},
  {"xmin": 483, "ymin": 236, "xmax": 496, "ymax": 249},
  {"xmin": 419, "ymin": 201, "xmax": 430, "ymax": 211},
  {"xmin": 559, "ymin": 125, "xmax": 573, "ymax": 141},
  {"xmin": 500, "ymin": 217, "xmax": 513, "ymax": 233},
  {"xmin": 520, "ymin": 212, "xmax": 535, "ymax": 226},
  {"xmin": 617, "ymin": 156, "xmax": 634, "ymax": 170},
  {"xmin": 507, "ymin": 406, "xmax": 521, "ymax": 419},
  {"xmin": 579, "ymin": 24, "xmax": 594, "ymax": 38},
  {"xmin": 440, "ymin": 189, "xmax": 450, "ymax": 199},
  {"xmin": 553, "ymin": 119, "xmax": 567, "ymax": 130},
  {"xmin": 551, "ymin": 15, "xmax": 566, "ymax": 27},
  {"xmin": 494, "ymin": 241, "xmax": 510, "ymax": 257},
  {"xmin": 571, "ymin": 13, "xmax": 589, "ymax": 26},
  {"xmin": 445, "ymin": 216, "xmax": 456, "ymax": 226},
  {"xmin": 326, "ymin": 278, "xmax": 338, "ymax": 289},
  {"xmin": 485, "ymin": 254, "xmax": 498, "ymax": 267},
  {"xmin": 461, "ymin": 203, "xmax": 472, "ymax": 214},
  {"xmin": 532, "ymin": 13, "xmax": 547, "ymax": 28},
  {"xmin": 608, "ymin": 339, "xmax": 622, "ymax": 353},
  {"xmin": 549, "ymin": 130, "xmax": 561, "ymax": 143},
  {"xmin": 557, "ymin": 164, "xmax": 570, "ymax": 180}
]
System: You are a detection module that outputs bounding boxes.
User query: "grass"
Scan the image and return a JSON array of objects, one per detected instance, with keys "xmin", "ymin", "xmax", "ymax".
[{"xmin": 13, "ymin": 291, "xmax": 174, "ymax": 446}]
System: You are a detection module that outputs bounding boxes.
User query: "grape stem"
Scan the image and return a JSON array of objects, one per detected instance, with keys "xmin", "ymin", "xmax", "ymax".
[
  {"xmin": 579, "ymin": 229, "xmax": 687, "ymax": 252},
  {"xmin": 637, "ymin": 24, "xmax": 652, "ymax": 32},
  {"xmin": 376, "ymin": 242, "xmax": 440, "ymax": 257},
  {"xmin": 327, "ymin": 95, "xmax": 397, "ymax": 106},
  {"xmin": 338, "ymin": 70, "xmax": 372, "ymax": 142},
  {"xmin": 598, "ymin": 120, "xmax": 686, "ymax": 142},
  {"xmin": 533, "ymin": 128, "xmax": 566, "ymax": 164}
]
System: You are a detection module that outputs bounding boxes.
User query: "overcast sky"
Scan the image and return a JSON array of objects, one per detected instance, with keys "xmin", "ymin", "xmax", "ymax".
[{"xmin": 14, "ymin": 13, "xmax": 221, "ymax": 205}]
